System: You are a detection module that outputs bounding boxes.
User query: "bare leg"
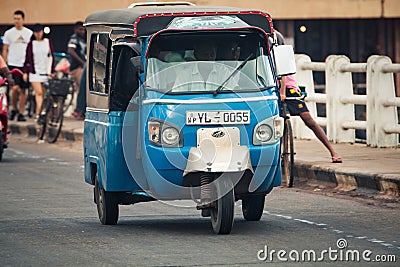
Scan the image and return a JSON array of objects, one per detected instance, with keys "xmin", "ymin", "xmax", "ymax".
[
  {"xmin": 299, "ymin": 111, "xmax": 341, "ymax": 161},
  {"xmin": 10, "ymin": 85, "xmax": 20, "ymax": 111},
  {"xmin": 18, "ymin": 89, "xmax": 27, "ymax": 115},
  {"xmin": 31, "ymin": 82, "xmax": 45, "ymax": 115}
]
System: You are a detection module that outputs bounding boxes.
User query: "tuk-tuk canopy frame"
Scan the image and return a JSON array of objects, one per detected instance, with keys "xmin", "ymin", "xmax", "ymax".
[{"xmin": 85, "ymin": 6, "xmax": 274, "ymax": 37}]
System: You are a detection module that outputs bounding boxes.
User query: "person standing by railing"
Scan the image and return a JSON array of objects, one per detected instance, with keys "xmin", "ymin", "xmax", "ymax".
[
  {"xmin": 22, "ymin": 23, "xmax": 55, "ymax": 121},
  {"xmin": 276, "ymin": 31, "xmax": 342, "ymax": 163}
]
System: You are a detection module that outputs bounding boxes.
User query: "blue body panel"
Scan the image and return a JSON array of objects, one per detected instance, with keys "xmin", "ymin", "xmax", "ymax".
[{"xmin": 84, "ymin": 110, "xmax": 146, "ymax": 192}]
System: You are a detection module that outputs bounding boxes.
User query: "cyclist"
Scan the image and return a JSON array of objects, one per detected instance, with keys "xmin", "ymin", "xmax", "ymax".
[{"xmin": 276, "ymin": 31, "xmax": 342, "ymax": 163}]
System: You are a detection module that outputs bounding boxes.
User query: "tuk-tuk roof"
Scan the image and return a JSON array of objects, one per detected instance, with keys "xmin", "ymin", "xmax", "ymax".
[{"xmin": 85, "ymin": 5, "xmax": 274, "ymax": 37}]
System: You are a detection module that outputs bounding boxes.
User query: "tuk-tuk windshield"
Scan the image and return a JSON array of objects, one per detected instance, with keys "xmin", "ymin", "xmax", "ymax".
[{"xmin": 145, "ymin": 31, "xmax": 275, "ymax": 94}]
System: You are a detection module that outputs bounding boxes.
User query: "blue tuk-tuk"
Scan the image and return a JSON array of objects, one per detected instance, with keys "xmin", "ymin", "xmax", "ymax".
[{"xmin": 84, "ymin": 2, "xmax": 296, "ymax": 234}]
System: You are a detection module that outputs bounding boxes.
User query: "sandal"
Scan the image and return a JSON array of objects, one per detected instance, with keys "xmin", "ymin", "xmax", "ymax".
[{"xmin": 331, "ymin": 156, "xmax": 342, "ymax": 163}]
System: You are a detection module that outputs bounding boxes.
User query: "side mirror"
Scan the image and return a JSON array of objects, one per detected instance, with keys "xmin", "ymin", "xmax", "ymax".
[
  {"xmin": 130, "ymin": 56, "xmax": 144, "ymax": 73},
  {"xmin": 273, "ymin": 45, "xmax": 296, "ymax": 76}
]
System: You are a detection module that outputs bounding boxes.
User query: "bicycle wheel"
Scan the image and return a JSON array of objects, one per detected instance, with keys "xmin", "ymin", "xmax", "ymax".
[
  {"xmin": 63, "ymin": 82, "xmax": 75, "ymax": 113},
  {"xmin": 37, "ymin": 95, "xmax": 51, "ymax": 141},
  {"xmin": 282, "ymin": 119, "xmax": 294, "ymax": 187},
  {"xmin": 26, "ymin": 86, "xmax": 36, "ymax": 118},
  {"xmin": 44, "ymin": 96, "xmax": 64, "ymax": 143}
]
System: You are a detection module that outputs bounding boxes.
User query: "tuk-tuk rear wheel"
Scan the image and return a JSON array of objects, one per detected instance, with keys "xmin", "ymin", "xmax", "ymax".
[
  {"xmin": 210, "ymin": 178, "xmax": 234, "ymax": 235},
  {"xmin": 94, "ymin": 174, "xmax": 119, "ymax": 225},
  {"xmin": 241, "ymin": 194, "xmax": 265, "ymax": 221}
]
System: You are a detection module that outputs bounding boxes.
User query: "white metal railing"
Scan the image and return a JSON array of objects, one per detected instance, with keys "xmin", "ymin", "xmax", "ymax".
[{"xmin": 294, "ymin": 54, "xmax": 400, "ymax": 148}]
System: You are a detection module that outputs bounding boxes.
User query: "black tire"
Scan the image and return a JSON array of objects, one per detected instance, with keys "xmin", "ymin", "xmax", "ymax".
[
  {"xmin": 242, "ymin": 194, "xmax": 265, "ymax": 221},
  {"xmin": 38, "ymin": 96, "xmax": 51, "ymax": 141},
  {"xmin": 45, "ymin": 96, "xmax": 64, "ymax": 143},
  {"xmin": 63, "ymin": 83, "xmax": 75, "ymax": 114},
  {"xmin": 210, "ymin": 178, "xmax": 234, "ymax": 235},
  {"xmin": 0, "ymin": 131, "xmax": 4, "ymax": 162},
  {"xmin": 94, "ymin": 173, "xmax": 119, "ymax": 225},
  {"xmin": 26, "ymin": 86, "xmax": 36, "ymax": 118},
  {"xmin": 282, "ymin": 119, "xmax": 294, "ymax": 187}
]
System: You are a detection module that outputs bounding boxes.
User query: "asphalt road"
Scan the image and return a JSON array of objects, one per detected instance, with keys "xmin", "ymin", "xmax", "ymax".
[{"xmin": 1, "ymin": 136, "xmax": 399, "ymax": 266}]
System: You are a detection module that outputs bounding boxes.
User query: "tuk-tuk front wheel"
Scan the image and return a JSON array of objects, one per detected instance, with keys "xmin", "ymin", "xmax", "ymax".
[
  {"xmin": 210, "ymin": 178, "xmax": 234, "ymax": 235},
  {"xmin": 94, "ymin": 174, "xmax": 119, "ymax": 225},
  {"xmin": 241, "ymin": 194, "xmax": 265, "ymax": 221}
]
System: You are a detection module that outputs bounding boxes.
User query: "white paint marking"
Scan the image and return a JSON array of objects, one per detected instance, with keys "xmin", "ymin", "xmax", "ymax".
[{"xmin": 262, "ymin": 210, "xmax": 400, "ymax": 251}]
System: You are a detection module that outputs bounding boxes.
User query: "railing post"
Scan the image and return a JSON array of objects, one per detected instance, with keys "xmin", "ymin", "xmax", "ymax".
[
  {"xmin": 367, "ymin": 55, "xmax": 399, "ymax": 147},
  {"xmin": 294, "ymin": 54, "xmax": 318, "ymax": 140},
  {"xmin": 366, "ymin": 56, "xmax": 380, "ymax": 147},
  {"xmin": 325, "ymin": 55, "xmax": 355, "ymax": 143}
]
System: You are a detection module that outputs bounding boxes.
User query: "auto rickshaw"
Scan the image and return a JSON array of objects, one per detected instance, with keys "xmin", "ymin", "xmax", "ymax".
[{"xmin": 84, "ymin": 2, "xmax": 296, "ymax": 234}]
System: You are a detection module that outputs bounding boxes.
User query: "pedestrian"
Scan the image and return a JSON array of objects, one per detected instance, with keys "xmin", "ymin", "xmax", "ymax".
[
  {"xmin": 75, "ymin": 63, "xmax": 86, "ymax": 120},
  {"xmin": 2, "ymin": 10, "xmax": 33, "ymax": 122},
  {"xmin": 22, "ymin": 23, "xmax": 55, "ymax": 121},
  {"xmin": 276, "ymin": 31, "xmax": 342, "ymax": 163},
  {"xmin": 67, "ymin": 21, "xmax": 86, "ymax": 119}
]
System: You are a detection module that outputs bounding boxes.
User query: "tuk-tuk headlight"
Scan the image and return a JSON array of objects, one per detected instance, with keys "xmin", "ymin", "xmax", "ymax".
[
  {"xmin": 253, "ymin": 115, "xmax": 281, "ymax": 145},
  {"xmin": 162, "ymin": 127, "xmax": 180, "ymax": 146},
  {"xmin": 255, "ymin": 124, "xmax": 273, "ymax": 142},
  {"xmin": 148, "ymin": 119, "xmax": 182, "ymax": 147}
]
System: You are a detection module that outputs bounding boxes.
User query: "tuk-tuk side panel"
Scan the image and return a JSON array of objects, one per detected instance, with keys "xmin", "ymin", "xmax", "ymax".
[
  {"xmin": 106, "ymin": 112, "xmax": 146, "ymax": 191},
  {"xmin": 84, "ymin": 110, "xmax": 108, "ymax": 186},
  {"xmin": 84, "ymin": 111, "xmax": 145, "ymax": 192}
]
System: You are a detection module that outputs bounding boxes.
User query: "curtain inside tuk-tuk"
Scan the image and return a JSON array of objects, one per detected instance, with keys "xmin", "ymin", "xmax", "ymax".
[{"xmin": 110, "ymin": 46, "xmax": 139, "ymax": 111}]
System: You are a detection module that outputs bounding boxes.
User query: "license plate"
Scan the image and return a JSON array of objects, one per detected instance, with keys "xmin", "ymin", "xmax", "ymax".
[{"xmin": 186, "ymin": 110, "xmax": 250, "ymax": 125}]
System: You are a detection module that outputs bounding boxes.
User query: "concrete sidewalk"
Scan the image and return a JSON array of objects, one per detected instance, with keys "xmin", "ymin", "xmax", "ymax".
[{"xmin": 8, "ymin": 116, "xmax": 400, "ymax": 198}]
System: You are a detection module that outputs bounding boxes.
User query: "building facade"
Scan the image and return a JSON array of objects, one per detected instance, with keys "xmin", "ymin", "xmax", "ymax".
[{"xmin": 1, "ymin": 0, "xmax": 399, "ymax": 87}]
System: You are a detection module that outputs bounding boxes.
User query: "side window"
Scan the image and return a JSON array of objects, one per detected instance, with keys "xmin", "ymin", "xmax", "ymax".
[
  {"xmin": 89, "ymin": 33, "xmax": 110, "ymax": 94},
  {"xmin": 110, "ymin": 46, "xmax": 139, "ymax": 111}
]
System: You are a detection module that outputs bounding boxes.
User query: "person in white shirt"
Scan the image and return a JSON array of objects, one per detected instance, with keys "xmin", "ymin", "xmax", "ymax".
[{"xmin": 2, "ymin": 10, "xmax": 32, "ymax": 121}]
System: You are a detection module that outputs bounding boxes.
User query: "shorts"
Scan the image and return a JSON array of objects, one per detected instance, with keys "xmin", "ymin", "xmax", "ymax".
[
  {"xmin": 285, "ymin": 87, "xmax": 309, "ymax": 116},
  {"xmin": 8, "ymin": 66, "xmax": 30, "ymax": 89}
]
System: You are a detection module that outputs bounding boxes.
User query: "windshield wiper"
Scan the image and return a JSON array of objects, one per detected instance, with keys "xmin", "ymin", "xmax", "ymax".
[{"xmin": 213, "ymin": 53, "xmax": 254, "ymax": 97}]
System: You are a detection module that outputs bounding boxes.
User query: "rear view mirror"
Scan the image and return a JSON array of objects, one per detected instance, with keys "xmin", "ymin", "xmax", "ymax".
[
  {"xmin": 130, "ymin": 56, "xmax": 144, "ymax": 73},
  {"xmin": 273, "ymin": 45, "xmax": 296, "ymax": 76}
]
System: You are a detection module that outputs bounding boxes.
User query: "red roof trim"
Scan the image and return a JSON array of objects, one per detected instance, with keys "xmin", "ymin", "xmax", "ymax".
[
  {"xmin": 145, "ymin": 26, "xmax": 272, "ymax": 57},
  {"xmin": 133, "ymin": 11, "xmax": 274, "ymax": 37}
]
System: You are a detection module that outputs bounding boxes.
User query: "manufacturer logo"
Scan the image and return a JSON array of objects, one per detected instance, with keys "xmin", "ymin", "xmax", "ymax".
[{"xmin": 212, "ymin": 130, "xmax": 225, "ymax": 138}]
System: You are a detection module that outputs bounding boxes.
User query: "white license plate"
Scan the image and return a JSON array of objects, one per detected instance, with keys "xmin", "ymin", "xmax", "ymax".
[{"xmin": 186, "ymin": 110, "xmax": 250, "ymax": 125}]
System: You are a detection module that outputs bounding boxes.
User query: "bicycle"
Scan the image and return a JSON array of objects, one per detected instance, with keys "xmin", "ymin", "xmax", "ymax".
[
  {"xmin": 280, "ymin": 91, "xmax": 306, "ymax": 188},
  {"xmin": 37, "ymin": 76, "xmax": 74, "ymax": 143}
]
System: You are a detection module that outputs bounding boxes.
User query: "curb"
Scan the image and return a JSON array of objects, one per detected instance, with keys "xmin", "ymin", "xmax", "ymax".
[
  {"xmin": 294, "ymin": 161, "xmax": 400, "ymax": 198},
  {"xmin": 9, "ymin": 123, "xmax": 83, "ymax": 142}
]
